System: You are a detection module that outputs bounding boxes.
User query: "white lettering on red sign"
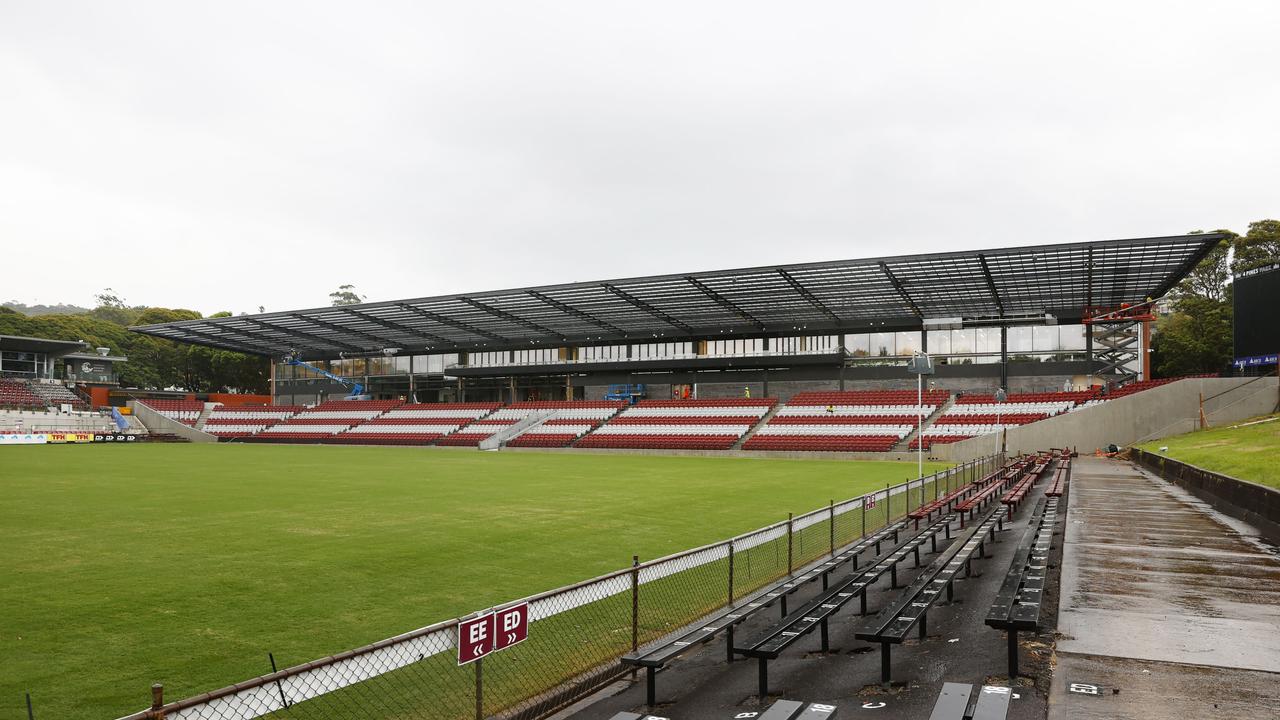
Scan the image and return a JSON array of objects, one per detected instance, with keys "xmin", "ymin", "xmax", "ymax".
[
  {"xmin": 494, "ymin": 602, "xmax": 528, "ymax": 651},
  {"xmin": 457, "ymin": 613, "xmax": 494, "ymax": 665}
]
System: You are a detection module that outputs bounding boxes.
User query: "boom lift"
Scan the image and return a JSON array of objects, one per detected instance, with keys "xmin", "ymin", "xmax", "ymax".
[{"xmin": 283, "ymin": 352, "xmax": 371, "ymax": 401}]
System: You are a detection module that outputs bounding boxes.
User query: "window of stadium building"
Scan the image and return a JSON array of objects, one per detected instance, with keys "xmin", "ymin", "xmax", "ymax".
[
  {"xmin": 579, "ymin": 345, "xmax": 626, "ymax": 361},
  {"xmin": 844, "ymin": 325, "xmax": 1087, "ymax": 363},
  {"xmin": 633, "ymin": 342, "xmax": 693, "ymax": 359},
  {"xmin": 708, "ymin": 338, "xmax": 764, "ymax": 356},
  {"xmin": 1, "ymin": 350, "xmax": 45, "ymax": 377}
]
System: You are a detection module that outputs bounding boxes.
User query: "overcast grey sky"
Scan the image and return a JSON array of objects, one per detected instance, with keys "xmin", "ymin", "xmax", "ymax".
[{"xmin": 2, "ymin": 2, "xmax": 1277, "ymax": 315}]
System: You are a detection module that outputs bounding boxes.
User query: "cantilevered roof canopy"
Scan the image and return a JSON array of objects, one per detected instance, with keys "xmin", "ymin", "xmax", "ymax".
[{"xmin": 131, "ymin": 234, "xmax": 1224, "ymax": 359}]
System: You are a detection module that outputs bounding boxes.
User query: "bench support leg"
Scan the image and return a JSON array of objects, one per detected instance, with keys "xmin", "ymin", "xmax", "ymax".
[
  {"xmin": 1008, "ymin": 629, "xmax": 1019, "ymax": 679},
  {"xmin": 931, "ymin": 535, "xmax": 937, "ymax": 553},
  {"xmin": 946, "ymin": 581, "xmax": 953, "ymax": 602},
  {"xmin": 821, "ymin": 618, "xmax": 829, "ymax": 652},
  {"xmin": 727, "ymin": 625, "xmax": 735, "ymax": 664},
  {"xmin": 822, "ymin": 574, "xmax": 828, "ymax": 591},
  {"xmin": 875, "ymin": 540, "xmax": 882, "ymax": 554},
  {"xmin": 913, "ymin": 546, "xmax": 921, "ymax": 567},
  {"xmin": 965, "ymin": 559, "xmax": 972, "ymax": 577},
  {"xmin": 978, "ymin": 540, "xmax": 986, "ymax": 559},
  {"xmin": 945, "ymin": 522, "xmax": 951, "ymax": 540},
  {"xmin": 646, "ymin": 666, "xmax": 656, "ymax": 707},
  {"xmin": 780, "ymin": 596, "xmax": 787, "ymax": 618},
  {"xmin": 860, "ymin": 591, "xmax": 868, "ymax": 616},
  {"xmin": 880, "ymin": 643, "xmax": 892, "ymax": 684},
  {"xmin": 919, "ymin": 611, "xmax": 927, "ymax": 639},
  {"xmin": 890, "ymin": 563, "xmax": 898, "ymax": 589},
  {"xmin": 893, "ymin": 528, "xmax": 899, "ymax": 543},
  {"xmin": 758, "ymin": 657, "xmax": 769, "ymax": 698},
  {"xmin": 852, "ymin": 554, "xmax": 858, "ymax": 571},
  {"xmin": 997, "ymin": 517, "xmax": 1004, "ymax": 534}
]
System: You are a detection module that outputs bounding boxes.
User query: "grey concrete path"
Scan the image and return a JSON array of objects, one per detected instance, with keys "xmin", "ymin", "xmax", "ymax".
[{"xmin": 1049, "ymin": 457, "xmax": 1280, "ymax": 720}]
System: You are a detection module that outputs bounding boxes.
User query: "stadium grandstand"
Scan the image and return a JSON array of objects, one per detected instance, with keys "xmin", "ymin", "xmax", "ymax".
[
  {"xmin": 116, "ymin": 234, "xmax": 1236, "ymax": 454},
  {"xmin": 131, "ymin": 234, "xmax": 1225, "ymax": 410}
]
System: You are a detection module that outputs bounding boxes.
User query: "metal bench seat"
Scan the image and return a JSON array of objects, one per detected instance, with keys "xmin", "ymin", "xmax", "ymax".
[
  {"xmin": 621, "ymin": 518, "xmax": 909, "ymax": 706},
  {"xmin": 737, "ymin": 513, "xmax": 957, "ymax": 696}
]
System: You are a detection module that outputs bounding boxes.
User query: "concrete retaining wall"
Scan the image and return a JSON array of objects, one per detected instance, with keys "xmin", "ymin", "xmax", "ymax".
[
  {"xmin": 935, "ymin": 377, "xmax": 1279, "ymax": 462},
  {"xmin": 1131, "ymin": 447, "xmax": 1280, "ymax": 546},
  {"xmin": 129, "ymin": 401, "xmax": 218, "ymax": 443}
]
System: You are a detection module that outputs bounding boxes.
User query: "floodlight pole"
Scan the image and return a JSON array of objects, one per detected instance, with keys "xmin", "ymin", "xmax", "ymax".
[
  {"xmin": 907, "ymin": 351, "xmax": 934, "ymax": 480},
  {"xmin": 994, "ymin": 387, "xmax": 1007, "ymax": 458},
  {"xmin": 917, "ymin": 371, "xmax": 923, "ymax": 480}
]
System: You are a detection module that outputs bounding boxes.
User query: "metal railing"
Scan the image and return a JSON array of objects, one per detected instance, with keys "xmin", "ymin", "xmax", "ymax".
[{"xmin": 116, "ymin": 455, "xmax": 1002, "ymax": 720}]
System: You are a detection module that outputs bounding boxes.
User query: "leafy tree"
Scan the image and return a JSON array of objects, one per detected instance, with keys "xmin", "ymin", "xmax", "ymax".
[
  {"xmin": 1151, "ymin": 295, "xmax": 1233, "ymax": 376},
  {"xmin": 329, "ymin": 284, "xmax": 366, "ymax": 306},
  {"xmin": 94, "ymin": 288, "xmax": 126, "ymax": 308},
  {"xmin": 1171, "ymin": 232, "xmax": 1234, "ymax": 302},
  {"xmin": 0, "ymin": 305, "xmax": 268, "ymax": 393},
  {"xmin": 1232, "ymin": 219, "xmax": 1280, "ymax": 275},
  {"xmin": 1150, "ymin": 232, "xmax": 1235, "ymax": 376}
]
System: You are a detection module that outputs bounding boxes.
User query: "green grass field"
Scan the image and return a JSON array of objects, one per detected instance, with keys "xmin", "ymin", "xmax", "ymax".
[
  {"xmin": 1, "ymin": 444, "xmax": 945, "ymax": 720},
  {"xmin": 1138, "ymin": 413, "xmax": 1280, "ymax": 489}
]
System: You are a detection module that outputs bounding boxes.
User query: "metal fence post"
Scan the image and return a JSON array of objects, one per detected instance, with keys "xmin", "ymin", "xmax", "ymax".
[
  {"xmin": 630, "ymin": 555, "xmax": 640, "ymax": 654},
  {"xmin": 829, "ymin": 500, "xmax": 835, "ymax": 556},
  {"xmin": 25, "ymin": 693, "xmax": 33, "ymax": 720},
  {"xmin": 474, "ymin": 658, "xmax": 483, "ymax": 720},
  {"xmin": 786, "ymin": 513, "xmax": 794, "ymax": 575},
  {"xmin": 148, "ymin": 684, "xmax": 164, "ymax": 720},
  {"xmin": 727, "ymin": 541, "xmax": 735, "ymax": 603},
  {"xmin": 861, "ymin": 495, "xmax": 867, "ymax": 539},
  {"xmin": 269, "ymin": 653, "xmax": 288, "ymax": 709},
  {"xmin": 884, "ymin": 484, "xmax": 889, "ymax": 527}
]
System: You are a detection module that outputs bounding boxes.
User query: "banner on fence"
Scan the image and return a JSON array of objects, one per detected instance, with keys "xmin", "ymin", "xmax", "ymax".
[
  {"xmin": 94, "ymin": 433, "xmax": 142, "ymax": 443},
  {"xmin": 0, "ymin": 433, "xmax": 48, "ymax": 445},
  {"xmin": 47, "ymin": 432, "xmax": 94, "ymax": 444}
]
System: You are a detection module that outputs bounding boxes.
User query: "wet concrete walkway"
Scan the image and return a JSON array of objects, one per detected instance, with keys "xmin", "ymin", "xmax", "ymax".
[{"xmin": 1049, "ymin": 457, "xmax": 1280, "ymax": 720}]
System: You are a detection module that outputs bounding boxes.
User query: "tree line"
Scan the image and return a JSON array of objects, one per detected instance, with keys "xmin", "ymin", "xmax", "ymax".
[
  {"xmin": 1151, "ymin": 219, "xmax": 1279, "ymax": 377},
  {"xmin": 0, "ymin": 289, "xmax": 268, "ymax": 394}
]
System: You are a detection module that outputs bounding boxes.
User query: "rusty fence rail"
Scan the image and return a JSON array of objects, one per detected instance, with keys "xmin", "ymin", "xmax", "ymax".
[{"xmin": 116, "ymin": 455, "xmax": 1003, "ymax": 720}]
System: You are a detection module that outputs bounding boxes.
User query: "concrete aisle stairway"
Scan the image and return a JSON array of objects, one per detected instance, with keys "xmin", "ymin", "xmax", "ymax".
[
  {"xmin": 194, "ymin": 403, "xmax": 216, "ymax": 432},
  {"xmin": 894, "ymin": 394, "xmax": 953, "ymax": 451},
  {"xmin": 731, "ymin": 403, "xmax": 782, "ymax": 450}
]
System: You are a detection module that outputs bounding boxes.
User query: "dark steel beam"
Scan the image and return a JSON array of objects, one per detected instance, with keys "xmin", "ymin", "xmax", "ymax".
[
  {"xmin": 777, "ymin": 269, "xmax": 842, "ymax": 322},
  {"xmin": 394, "ymin": 303, "xmax": 507, "ymax": 342},
  {"xmin": 458, "ymin": 297, "xmax": 565, "ymax": 340},
  {"xmin": 602, "ymin": 284, "xmax": 693, "ymax": 333},
  {"xmin": 977, "ymin": 254, "xmax": 1005, "ymax": 316},
  {"xmin": 878, "ymin": 262, "xmax": 923, "ymax": 318},
  {"xmin": 684, "ymin": 277, "xmax": 768, "ymax": 332},
  {"xmin": 339, "ymin": 308, "xmax": 452, "ymax": 346},
  {"xmin": 240, "ymin": 318, "xmax": 364, "ymax": 353},
  {"xmin": 527, "ymin": 290, "xmax": 627, "ymax": 336}
]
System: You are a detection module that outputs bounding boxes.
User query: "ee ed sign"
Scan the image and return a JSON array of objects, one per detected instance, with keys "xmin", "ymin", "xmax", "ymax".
[
  {"xmin": 865, "ymin": 493, "xmax": 877, "ymax": 509},
  {"xmin": 458, "ymin": 602, "xmax": 529, "ymax": 665},
  {"xmin": 494, "ymin": 602, "xmax": 528, "ymax": 651}
]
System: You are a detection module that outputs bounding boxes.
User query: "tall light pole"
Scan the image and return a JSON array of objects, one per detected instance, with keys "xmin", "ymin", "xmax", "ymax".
[
  {"xmin": 994, "ymin": 387, "xmax": 1007, "ymax": 458},
  {"xmin": 907, "ymin": 352, "xmax": 935, "ymax": 479}
]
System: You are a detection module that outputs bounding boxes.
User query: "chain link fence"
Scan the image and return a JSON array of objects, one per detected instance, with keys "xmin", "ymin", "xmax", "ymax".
[{"xmin": 117, "ymin": 455, "xmax": 1001, "ymax": 720}]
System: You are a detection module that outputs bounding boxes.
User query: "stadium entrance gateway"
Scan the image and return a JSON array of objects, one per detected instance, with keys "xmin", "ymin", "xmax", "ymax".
[{"xmin": 458, "ymin": 602, "xmax": 528, "ymax": 665}]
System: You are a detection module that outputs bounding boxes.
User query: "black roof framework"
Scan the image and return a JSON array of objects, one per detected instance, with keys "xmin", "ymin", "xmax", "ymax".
[{"xmin": 131, "ymin": 234, "xmax": 1225, "ymax": 359}]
